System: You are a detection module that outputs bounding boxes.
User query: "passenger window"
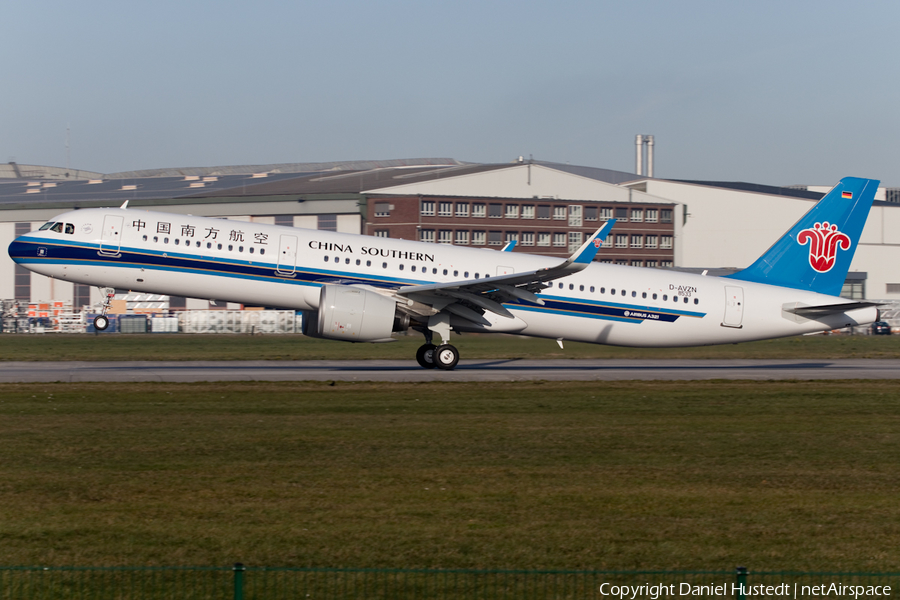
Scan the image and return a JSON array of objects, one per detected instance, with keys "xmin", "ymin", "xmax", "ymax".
[
  {"xmin": 260, "ymin": 248, "xmax": 265, "ymax": 255},
  {"xmin": 411, "ymin": 265, "xmax": 416, "ymax": 272},
  {"xmin": 356, "ymin": 259, "xmax": 361, "ymax": 266},
  {"xmin": 228, "ymin": 245, "xmax": 233, "ymax": 251},
  {"xmin": 432, "ymin": 268, "xmax": 437, "ymax": 274},
  {"xmin": 590, "ymin": 286, "xmax": 595, "ymax": 293},
  {"xmin": 65, "ymin": 223, "xmax": 74, "ymax": 234},
  {"xmin": 366, "ymin": 260, "xmax": 371, "ymax": 267},
  {"xmin": 142, "ymin": 235, "xmax": 148, "ymax": 241},
  {"xmin": 207, "ymin": 242, "xmax": 212, "ymax": 249},
  {"xmin": 217, "ymin": 243, "xmax": 223, "ymax": 250},
  {"xmin": 621, "ymin": 290, "xmax": 626, "ymax": 296},
  {"xmin": 249, "ymin": 247, "xmax": 254, "ymax": 254},
  {"xmin": 611, "ymin": 289, "xmax": 615, "ymax": 294},
  {"xmin": 164, "ymin": 237, "xmax": 169, "ymax": 244},
  {"xmin": 399, "ymin": 264, "xmax": 404, "ymax": 271},
  {"xmin": 333, "ymin": 256, "xmax": 338, "ymax": 262},
  {"xmin": 631, "ymin": 291, "xmax": 636, "ymax": 297},
  {"xmin": 653, "ymin": 293, "xmax": 657, "ymax": 300},
  {"xmin": 345, "ymin": 258, "xmax": 350, "ymax": 264},
  {"xmin": 443, "ymin": 269, "xmax": 448, "ymax": 276},
  {"xmin": 324, "ymin": 256, "xmax": 329, "ymax": 262},
  {"xmin": 453, "ymin": 271, "xmax": 458, "ymax": 277},
  {"xmin": 579, "ymin": 285, "xmax": 584, "ymax": 292},
  {"xmin": 175, "ymin": 239, "xmax": 180, "ymax": 245},
  {"xmin": 684, "ymin": 297, "xmax": 689, "ymax": 303},
  {"xmin": 464, "ymin": 272, "xmax": 469, "ymax": 278},
  {"xmin": 474, "ymin": 273, "xmax": 479, "ymax": 279},
  {"xmin": 663, "ymin": 295, "xmax": 668, "ymax": 301},
  {"xmin": 600, "ymin": 287, "xmax": 605, "ymax": 294},
  {"xmin": 383, "ymin": 262, "xmax": 388, "ymax": 268},
  {"xmin": 196, "ymin": 241, "xmax": 201, "ymax": 247},
  {"xmin": 558, "ymin": 283, "xmax": 563, "ymax": 289},
  {"xmin": 642, "ymin": 292, "xmax": 647, "ymax": 298},
  {"xmin": 153, "ymin": 236, "xmax": 159, "ymax": 243},
  {"xmin": 569, "ymin": 284, "xmax": 574, "ymax": 290},
  {"xmin": 694, "ymin": 298, "xmax": 699, "ymax": 304}
]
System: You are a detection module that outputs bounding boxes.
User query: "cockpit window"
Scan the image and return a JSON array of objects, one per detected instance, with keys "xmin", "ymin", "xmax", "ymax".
[
  {"xmin": 50, "ymin": 223, "xmax": 64, "ymax": 233},
  {"xmin": 39, "ymin": 222, "xmax": 56, "ymax": 231},
  {"xmin": 65, "ymin": 223, "xmax": 75, "ymax": 234}
]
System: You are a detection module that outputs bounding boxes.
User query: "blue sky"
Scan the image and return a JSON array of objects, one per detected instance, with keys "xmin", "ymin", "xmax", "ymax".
[{"xmin": 3, "ymin": 1, "xmax": 898, "ymax": 186}]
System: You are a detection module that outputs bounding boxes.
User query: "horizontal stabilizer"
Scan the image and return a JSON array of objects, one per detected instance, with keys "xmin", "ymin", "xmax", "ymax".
[{"xmin": 783, "ymin": 301, "xmax": 879, "ymax": 317}]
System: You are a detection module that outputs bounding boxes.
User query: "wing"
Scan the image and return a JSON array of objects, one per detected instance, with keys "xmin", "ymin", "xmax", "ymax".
[{"xmin": 394, "ymin": 220, "xmax": 616, "ymax": 325}]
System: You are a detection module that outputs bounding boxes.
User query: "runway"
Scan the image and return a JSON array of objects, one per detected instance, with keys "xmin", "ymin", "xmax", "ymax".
[{"xmin": 1, "ymin": 359, "xmax": 899, "ymax": 382}]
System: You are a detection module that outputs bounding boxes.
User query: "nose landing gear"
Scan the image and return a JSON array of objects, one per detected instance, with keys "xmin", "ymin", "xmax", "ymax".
[{"xmin": 93, "ymin": 288, "xmax": 115, "ymax": 331}]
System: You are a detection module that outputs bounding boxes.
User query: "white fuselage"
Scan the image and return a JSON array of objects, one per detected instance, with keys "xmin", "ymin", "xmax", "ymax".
[{"xmin": 10, "ymin": 208, "xmax": 876, "ymax": 347}]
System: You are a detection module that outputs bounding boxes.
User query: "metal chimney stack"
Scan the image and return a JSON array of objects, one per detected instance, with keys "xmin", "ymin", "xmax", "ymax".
[{"xmin": 634, "ymin": 134, "xmax": 655, "ymax": 177}]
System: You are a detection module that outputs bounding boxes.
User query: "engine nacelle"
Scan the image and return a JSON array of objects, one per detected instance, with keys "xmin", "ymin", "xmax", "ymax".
[{"xmin": 306, "ymin": 285, "xmax": 404, "ymax": 342}]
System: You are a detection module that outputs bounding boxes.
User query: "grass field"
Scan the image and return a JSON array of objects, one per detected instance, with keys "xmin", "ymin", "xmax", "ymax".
[
  {"xmin": 1, "ymin": 380, "xmax": 898, "ymax": 571},
  {"xmin": 1, "ymin": 332, "xmax": 900, "ymax": 361}
]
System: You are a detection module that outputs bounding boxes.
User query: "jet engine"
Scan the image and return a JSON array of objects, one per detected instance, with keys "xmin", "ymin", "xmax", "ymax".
[{"xmin": 302, "ymin": 285, "xmax": 408, "ymax": 342}]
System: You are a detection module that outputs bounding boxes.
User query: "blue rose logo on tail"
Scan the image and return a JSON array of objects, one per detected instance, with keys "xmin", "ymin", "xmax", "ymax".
[{"xmin": 797, "ymin": 222, "xmax": 851, "ymax": 273}]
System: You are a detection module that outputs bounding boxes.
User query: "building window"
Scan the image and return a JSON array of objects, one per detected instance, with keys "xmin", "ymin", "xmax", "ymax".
[
  {"xmin": 472, "ymin": 231, "xmax": 486, "ymax": 245},
  {"xmin": 489, "ymin": 203, "xmax": 503, "ymax": 218},
  {"xmin": 585, "ymin": 206, "xmax": 598, "ymax": 221},
  {"xmin": 661, "ymin": 209, "xmax": 673, "ymax": 223},
  {"xmin": 887, "ymin": 283, "xmax": 900, "ymax": 294},
  {"xmin": 14, "ymin": 223, "xmax": 31, "ymax": 301},
  {"xmin": 456, "ymin": 202, "xmax": 469, "ymax": 217},
  {"xmin": 646, "ymin": 260, "xmax": 658, "ymax": 268},
  {"xmin": 553, "ymin": 206, "xmax": 567, "ymax": 220},
  {"xmin": 505, "ymin": 232, "xmax": 519, "ymax": 244},
  {"xmin": 274, "ymin": 215, "xmax": 294, "ymax": 227},
  {"xmin": 438, "ymin": 202, "xmax": 453, "ymax": 217},
  {"xmin": 600, "ymin": 208, "xmax": 613, "ymax": 221},
  {"xmin": 318, "ymin": 214, "xmax": 337, "ymax": 231},
  {"xmin": 473, "ymin": 203, "xmax": 486, "ymax": 218},
  {"xmin": 420, "ymin": 229, "xmax": 435, "ymax": 243},
  {"xmin": 842, "ymin": 281, "xmax": 865, "ymax": 300},
  {"xmin": 374, "ymin": 203, "xmax": 391, "ymax": 217},
  {"xmin": 488, "ymin": 231, "xmax": 503, "ymax": 246},
  {"xmin": 553, "ymin": 232, "xmax": 567, "ymax": 247},
  {"xmin": 661, "ymin": 261, "xmax": 673, "ymax": 268},
  {"xmin": 646, "ymin": 209, "xmax": 658, "ymax": 223},
  {"xmin": 455, "ymin": 230, "xmax": 469, "ymax": 245},
  {"xmin": 631, "ymin": 235, "xmax": 643, "ymax": 248},
  {"xmin": 74, "ymin": 284, "xmax": 91, "ymax": 309},
  {"xmin": 438, "ymin": 230, "xmax": 452, "ymax": 244},
  {"xmin": 631, "ymin": 260, "xmax": 643, "ymax": 267},
  {"xmin": 615, "ymin": 207, "xmax": 628, "ymax": 219},
  {"xmin": 601, "ymin": 235, "xmax": 613, "ymax": 248},
  {"xmin": 568, "ymin": 205, "xmax": 582, "ymax": 227},
  {"xmin": 615, "ymin": 234, "xmax": 628, "ymax": 249},
  {"xmin": 521, "ymin": 232, "xmax": 535, "ymax": 246},
  {"xmin": 537, "ymin": 205, "xmax": 551, "ymax": 220},
  {"xmin": 631, "ymin": 209, "xmax": 643, "ymax": 222},
  {"xmin": 645, "ymin": 235, "xmax": 658, "ymax": 249},
  {"xmin": 660, "ymin": 235, "xmax": 673, "ymax": 249},
  {"xmin": 537, "ymin": 232, "xmax": 551, "ymax": 247},
  {"xmin": 568, "ymin": 231, "xmax": 583, "ymax": 251},
  {"xmin": 505, "ymin": 205, "xmax": 519, "ymax": 219},
  {"xmin": 421, "ymin": 201, "xmax": 435, "ymax": 216},
  {"xmin": 374, "ymin": 230, "xmax": 389, "ymax": 238},
  {"xmin": 522, "ymin": 205, "xmax": 535, "ymax": 219}
]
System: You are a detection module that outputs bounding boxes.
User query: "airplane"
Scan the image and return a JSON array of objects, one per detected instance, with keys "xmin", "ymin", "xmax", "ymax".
[{"xmin": 7, "ymin": 177, "xmax": 881, "ymax": 370}]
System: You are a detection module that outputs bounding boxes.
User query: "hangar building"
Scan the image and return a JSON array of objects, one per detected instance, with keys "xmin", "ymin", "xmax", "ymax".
[{"xmin": 0, "ymin": 158, "xmax": 897, "ymax": 311}]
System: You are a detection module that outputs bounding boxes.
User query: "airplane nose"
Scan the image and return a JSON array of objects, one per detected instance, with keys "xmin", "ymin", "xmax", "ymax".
[{"xmin": 7, "ymin": 238, "xmax": 34, "ymax": 263}]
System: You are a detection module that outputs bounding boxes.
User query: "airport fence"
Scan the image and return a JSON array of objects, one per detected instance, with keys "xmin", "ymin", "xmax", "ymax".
[{"xmin": 0, "ymin": 566, "xmax": 897, "ymax": 599}]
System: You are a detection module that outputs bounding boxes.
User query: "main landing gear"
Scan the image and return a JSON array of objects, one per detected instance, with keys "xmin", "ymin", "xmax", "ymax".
[
  {"xmin": 415, "ymin": 312, "xmax": 460, "ymax": 370},
  {"xmin": 93, "ymin": 288, "xmax": 115, "ymax": 331}
]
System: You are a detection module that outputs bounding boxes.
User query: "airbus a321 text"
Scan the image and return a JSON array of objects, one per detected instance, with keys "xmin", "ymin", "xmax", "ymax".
[{"xmin": 7, "ymin": 177, "xmax": 881, "ymax": 370}]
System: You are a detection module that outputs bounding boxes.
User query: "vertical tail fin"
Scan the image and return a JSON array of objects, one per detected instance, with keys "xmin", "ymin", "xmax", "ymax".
[{"xmin": 727, "ymin": 177, "xmax": 879, "ymax": 296}]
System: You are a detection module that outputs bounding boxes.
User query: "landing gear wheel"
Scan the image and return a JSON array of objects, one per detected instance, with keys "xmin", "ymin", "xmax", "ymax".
[
  {"xmin": 416, "ymin": 344, "xmax": 437, "ymax": 369},
  {"xmin": 434, "ymin": 344, "xmax": 460, "ymax": 371},
  {"xmin": 93, "ymin": 315, "xmax": 110, "ymax": 331}
]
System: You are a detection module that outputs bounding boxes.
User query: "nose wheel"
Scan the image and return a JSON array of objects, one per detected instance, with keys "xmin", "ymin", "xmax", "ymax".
[{"xmin": 93, "ymin": 288, "xmax": 115, "ymax": 332}]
